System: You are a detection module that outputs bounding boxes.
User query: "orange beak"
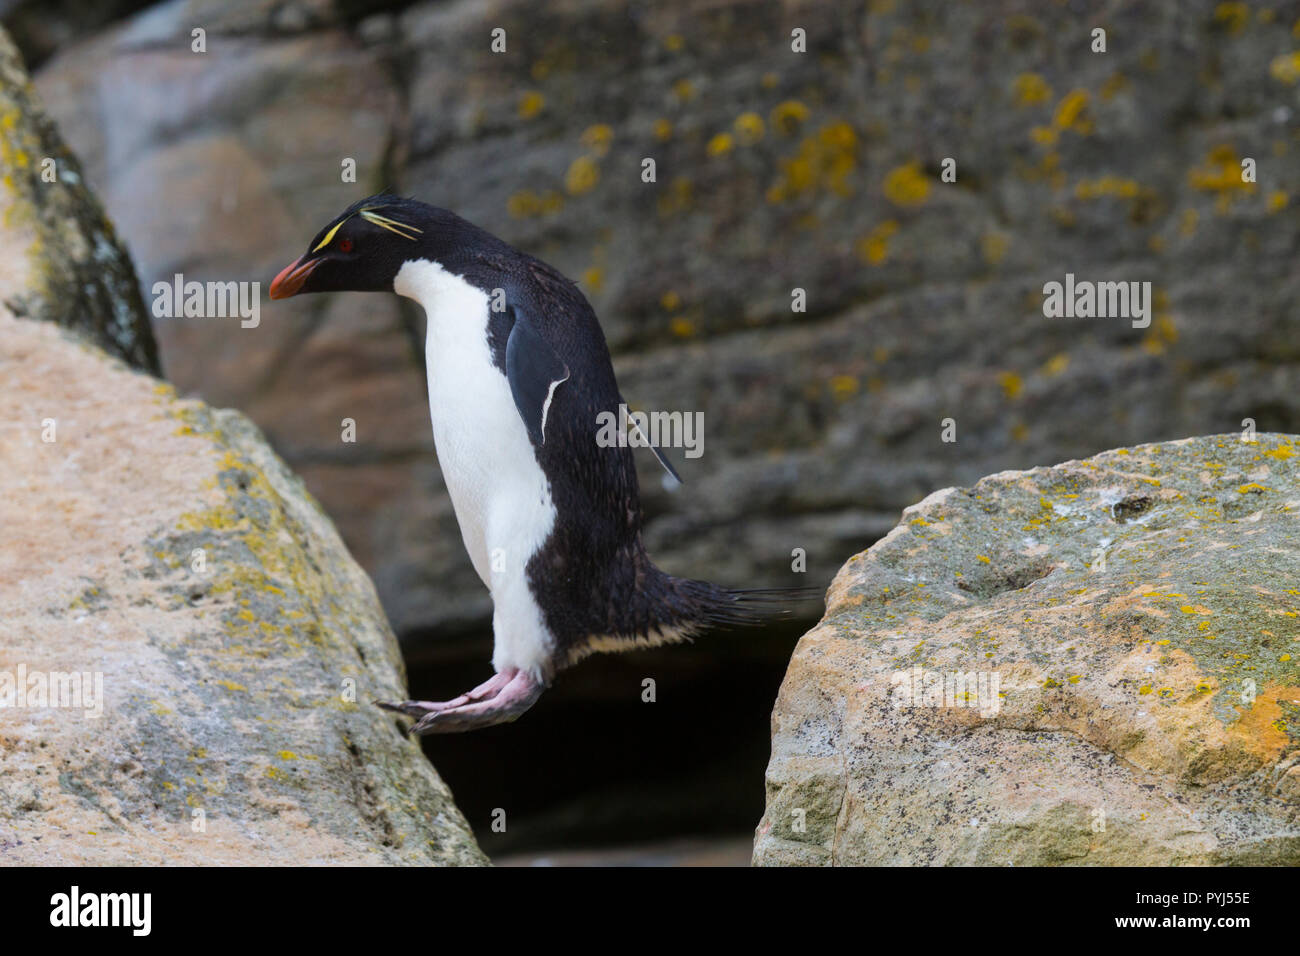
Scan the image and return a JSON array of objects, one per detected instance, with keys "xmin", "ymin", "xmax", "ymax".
[{"xmin": 268, "ymin": 256, "xmax": 320, "ymax": 299}]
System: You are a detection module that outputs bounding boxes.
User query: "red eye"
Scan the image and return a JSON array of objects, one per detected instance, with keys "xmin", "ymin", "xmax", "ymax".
[{"xmin": 338, "ymin": 238, "xmax": 354, "ymax": 253}]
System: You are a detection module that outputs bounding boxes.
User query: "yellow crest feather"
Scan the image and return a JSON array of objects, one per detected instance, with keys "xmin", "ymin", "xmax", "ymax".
[{"xmin": 359, "ymin": 208, "xmax": 422, "ymax": 240}]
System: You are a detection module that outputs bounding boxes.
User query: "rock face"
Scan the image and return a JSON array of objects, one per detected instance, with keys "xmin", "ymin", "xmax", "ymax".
[
  {"xmin": 24, "ymin": 0, "xmax": 1300, "ymax": 644},
  {"xmin": 755, "ymin": 435, "xmax": 1300, "ymax": 866},
  {"xmin": 0, "ymin": 311, "xmax": 485, "ymax": 865},
  {"xmin": 0, "ymin": 26, "xmax": 158, "ymax": 374}
]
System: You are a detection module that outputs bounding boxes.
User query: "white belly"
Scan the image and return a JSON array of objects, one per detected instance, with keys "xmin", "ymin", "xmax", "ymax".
[{"xmin": 395, "ymin": 259, "xmax": 557, "ymax": 678}]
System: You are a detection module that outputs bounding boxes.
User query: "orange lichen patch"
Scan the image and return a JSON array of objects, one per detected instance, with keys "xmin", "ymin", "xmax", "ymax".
[
  {"xmin": 1104, "ymin": 584, "xmax": 1179, "ymax": 621},
  {"xmin": 653, "ymin": 118, "xmax": 673, "ymax": 142},
  {"xmin": 1229, "ymin": 684, "xmax": 1298, "ymax": 764}
]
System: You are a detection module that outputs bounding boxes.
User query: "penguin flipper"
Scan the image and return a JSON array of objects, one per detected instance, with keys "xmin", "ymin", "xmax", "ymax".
[{"xmin": 505, "ymin": 306, "xmax": 570, "ymax": 446}]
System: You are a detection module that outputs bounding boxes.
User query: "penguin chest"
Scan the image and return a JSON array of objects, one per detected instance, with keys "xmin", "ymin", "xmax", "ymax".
[{"xmin": 399, "ymin": 260, "xmax": 558, "ymax": 590}]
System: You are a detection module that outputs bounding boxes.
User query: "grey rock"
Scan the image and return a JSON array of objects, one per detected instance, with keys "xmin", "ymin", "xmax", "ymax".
[
  {"xmin": 755, "ymin": 434, "xmax": 1300, "ymax": 865},
  {"xmin": 0, "ymin": 24, "xmax": 158, "ymax": 373},
  {"xmin": 0, "ymin": 308, "xmax": 485, "ymax": 865}
]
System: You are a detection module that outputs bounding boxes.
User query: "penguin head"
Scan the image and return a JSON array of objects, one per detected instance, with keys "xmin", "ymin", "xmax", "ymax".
[{"xmin": 269, "ymin": 194, "xmax": 440, "ymax": 299}]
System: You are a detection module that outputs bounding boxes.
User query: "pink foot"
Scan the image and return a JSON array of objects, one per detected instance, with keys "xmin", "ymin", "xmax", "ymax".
[{"xmin": 376, "ymin": 668, "xmax": 543, "ymax": 734}]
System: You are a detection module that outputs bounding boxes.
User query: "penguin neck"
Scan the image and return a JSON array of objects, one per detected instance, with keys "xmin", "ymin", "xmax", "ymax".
[{"xmin": 394, "ymin": 258, "xmax": 493, "ymax": 357}]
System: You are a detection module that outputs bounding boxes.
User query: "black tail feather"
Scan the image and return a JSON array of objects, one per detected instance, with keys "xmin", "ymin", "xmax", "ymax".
[{"xmin": 669, "ymin": 579, "xmax": 825, "ymax": 631}]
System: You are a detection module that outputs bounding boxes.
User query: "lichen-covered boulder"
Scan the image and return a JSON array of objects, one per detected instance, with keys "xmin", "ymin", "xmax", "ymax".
[
  {"xmin": 0, "ymin": 25, "xmax": 158, "ymax": 374},
  {"xmin": 756, "ymin": 435, "xmax": 1300, "ymax": 865},
  {"xmin": 0, "ymin": 310, "xmax": 484, "ymax": 865}
]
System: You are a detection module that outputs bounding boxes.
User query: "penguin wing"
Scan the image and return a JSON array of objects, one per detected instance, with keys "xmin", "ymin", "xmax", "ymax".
[{"xmin": 505, "ymin": 305, "xmax": 571, "ymax": 446}]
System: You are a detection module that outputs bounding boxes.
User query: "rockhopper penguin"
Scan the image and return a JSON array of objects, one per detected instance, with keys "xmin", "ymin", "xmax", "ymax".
[{"xmin": 270, "ymin": 194, "xmax": 802, "ymax": 733}]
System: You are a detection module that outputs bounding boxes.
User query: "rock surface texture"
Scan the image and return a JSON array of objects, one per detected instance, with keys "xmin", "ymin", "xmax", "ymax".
[
  {"xmin": 0, "ymin": 26, "xmax": 158, "ymax": 373},
  {"xmin": 755, "ymin": 435, "xmax": 1300, "ymax": 865},
  {"xmin": 0, "ymin": 311, "xmax": 485, "ymax": 865},
  {"xmin": 22, "ymin": 0, "xmax": 1300, "ymax": 642}
]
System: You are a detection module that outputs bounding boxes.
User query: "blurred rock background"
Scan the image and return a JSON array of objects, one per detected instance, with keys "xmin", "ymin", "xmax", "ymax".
[{"xmin": 6, "ymin": 0, "xmax": 1298, "ymax": 860}]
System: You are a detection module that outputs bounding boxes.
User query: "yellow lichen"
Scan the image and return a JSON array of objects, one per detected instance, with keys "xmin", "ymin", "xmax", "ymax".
[
  {"xmin": 856, "ymin": 220, "xmax": 899, "ymax": 265},
  {"xmin": 770, "ymin": 100, "xmax": 810, "ymax": 136},
  {"xmin": 1013, "ymin": 72, "xmax": 1053, "ymax": 107},
  {"xmin": 981, "ymin": 232, "xmax": 1009, "ymax": 264},
  {"xmin": 1268, "ymin": 51, "xmax": 1300, "ymax": 84},
  {"xmin": 580, "ymin": 124, "xmax": 613, "ymax": 157},
  {"xmin": 1188, "ymin": 145, "xmax": 1256, "ymax": 199},
  {"xmin": 1213, "ymin": 3, "xmax": 1250, "ymax": 33},
  {"xmin": 706, "ymin": 132, "xmax": 734, "ymax": 156},
  {"xmin": 882, "ymin": 162, "xmax": 930, "ymax": 207},
  {"xmin": 1042, "ymin": 353, "xmax": 1070, "ymax": 377},
  {"xmin": 1053, "ymin": 89, "xmax": 1091, "ymax": 133},
  {"xmin": 517, "ymin": 91, "xmax": 545, "ymax": 120},
  {"xmin": 733, "ymin": 112, "xmax": 765, "ymax": 145},
  {"xmin": 998, "ymin": 371, "xmax": 1023, "ymax": 400},
  {"xmin": 830, "ymin": 375, "xmax": 859, "ymax": 399},
  {"xmin": 565, "ymin": 156, "xmax": 600, "ymax": 195}
]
